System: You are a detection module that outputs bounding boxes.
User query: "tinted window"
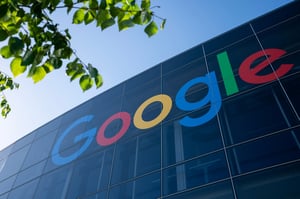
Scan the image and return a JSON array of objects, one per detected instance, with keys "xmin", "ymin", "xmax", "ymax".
[
  {"xmin": 163, "ymin": 110, "xmax": 222, "ymax": 166},
  {"xmin": 228, "ymin": 127, "xmax": 300, "ymax": 175},
  {"xmin": 66, "ymin": 149, "xmax": 113, "ymax": 199},
  {"xmin": 220, "ymin": 84, "xmax": 290, "ymax": 145},
  {"xmin": 162, "ymin": 44, "xmax": 204, "ymax": 75},
  {"xmin": 163, "ymin": 151, "xmax": 229, "ymax": 196},
  {"xmin": 204, "ymin": 24, "xmax": 253, "ymax": 55},
  {"xmin": 234, "ymin": 161, "xmax": 300, "ymax": 199},
  {"xmin": 0, "ymin": 175, "xmax": 16, "ymax": 195},
  {"xmin": 111, "ymin": 138, "xmax": 136, "ymax": 184},
  {"xmin": 166, "ymin": 180, "xmax": 234, "ymax": 199},
  {"xmin": 109, "ymin": 181, "xmax": 133, "ymax": 199},
  {"xmin": 7, "ymin": 179, "xmax": 39, "ymax": 199},
  {"xmin": 14, "ymin": 160, "xmax": 46, "ymax": 188},
  {"xmin": 135, "ymin": 172, "xmax": 161, "ymax": 199},
  {"xmin": 21, "ymin": 130, "xmax": 57, "ymax": 169},
  {"xmin": 0, "ymin": 145, "xmax": 30, "ymax": 181},
  {"xmin": 136, "ymin": 128, "xmax": 161, "ymax": 176},
  {"xmin": 34, "ymin": 165, "xmax": 72, "ymax": 199}
]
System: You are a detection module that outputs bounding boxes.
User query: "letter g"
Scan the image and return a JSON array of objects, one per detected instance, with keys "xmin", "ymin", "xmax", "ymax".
[{"xmin": 51, "ymin": 115, "xmax": 96, "ymax": 165}]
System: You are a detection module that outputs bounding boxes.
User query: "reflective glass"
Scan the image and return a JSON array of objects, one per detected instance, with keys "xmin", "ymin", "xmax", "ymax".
[
  {"xmin": 251, "ymin": 2, "xmax": 300, "ymax": 32},
  {"xmin": 135, "ymin": 172, "xmax": 161, "ymax": 199},
  {"xmin": 234, "ymin": 161, "xmax": 300, "ymax": 199},
  {"xmin": 0, "ymin": 145, "xmax": 30, "ymax": 181},
  {"xmin": 163, "ymin": 108, "xmax": 222, "ymax": 166},
  {"xmin": 220, "ymin": 84, "xmax": 290, "ymax": 145},
  {"xmin": 228, "ymin": 127, "xmax": 300, "ymax": 175},
  {"xmin": 7, "ymin": 179, "xmax": 39, "ymax": 199},
  {"xmin": 14, "ymin": 160, "xmax": 46, "ymax": 188},
  {"xmin": 34, "ymin": 165, "xmax": 72, "ymax": 199},
  {"xmin": 163, "ymin": 151, "xmax": 229, "ymax": 196},
  {"xmin": 203, "ymin": 24, "xmax": 253, "ymax": 55},
  {"xmin": 66, "ymin": 148, "xmax": 113, "ymax": 199},
  {"xmin": 162, "ymin": 45, "xmax": 203, "ymax": 75},
  {"xmin": 111, "ymin": 138, "xmax": 137, "ymax": 184},
  {"xmin": 136, "ymin": 128, "xmax": 161, "ymax": 176},
  {"xmin": 0, "ymin": 175, "xmax": 16, "ymax": 195},
  {"xmin": 109, "ymin": 181, "xmax": 133, "ymax": 199},
  {"xmin": 11, "ymin": 133, "xmax": 35, "ymax": 153},
  {"xmin": 21, "ymin": 130, "xmax": 57, "ymax": 169},
  {"xmin": 166, "ymin": 180, "xmax": 234, "ymax": 199},
  {"xmin": 281, "ymin": 73, "xmax": 300, "ymax": 122}
]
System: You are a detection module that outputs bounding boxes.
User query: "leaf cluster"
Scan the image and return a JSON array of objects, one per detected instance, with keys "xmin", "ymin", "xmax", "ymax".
[{"xmin": 0, "ymin": 0, "xmax": 165, "ymax": 118}]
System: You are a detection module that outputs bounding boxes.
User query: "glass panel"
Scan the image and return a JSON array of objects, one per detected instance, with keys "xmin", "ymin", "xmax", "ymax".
[
  {"xmin": 204, "ymin": 24, "xmax": 253, "ymax": 55},
  {"xmin": 163, "ymin": 58, "xmax": 211, "ymax": 122},
  {"xmin": 205, "ymin": 35, "xmax": 262, "ymax": 86},
  {"xmin": 0, "ymin": 145, "xmax": 30, "ymax": 181},
  {"xmin": 220, "ymin": 84, "xmax": 290, "ymax": 145},
  {"xmin": 0, "ymin": 175, "xmax": 16, "ymax": 195},
  {"xmin": 109, "ymin": 181, "xmax": 133, "ymax": 199},
  {"xmin": 14, "ymin": 160, "xmax": 46, "ymax": 188},
  {"xmin": 111, "ymin": 138, "xmax": 137, "ymax": 184},
  {"xmin": 136, "ymin": 128, "xmax": 161, "ymax": 176},
  {"xmin": 124, "ymin": 64, "xmax": 161, "ymax": 90},
  {"xmin": 281, "ymin": 73, "xmax": 300, "ymax": 122},
  {"xmin": 256, "ymin": 16, "xmax": 300, "ymax": 56},
  {"xmin": 7, "ymin": 179, "xmax": 39, "ymax": 199},
  {"xmin": 166, "ymin": 180, "xmax": 234, "ymax": 199},
  {"xmin": 162, "ymin": 44, "xmax": 203, "ymax": 75},
  {"xmin": 81, "ymin": 191, "xmax": 107, "ymax": 199},
  {"xmin": 234, "ymin": 161, "xmax": 300, "ymax": 199},
  {"xmin": 34, "ymin": 116, "xmax": 62, "ymax": 139},
  {"xmin": 228, "ymin": 127, "xmax": 300, "ymax": 175},
  {"xmin": 66, "ymin": 148, "xmax": 113, "ymax": 199},
  {"xmin": 21, "ymin": 130, "xmax": 57, "ymax": 169},
  {"xmin": 0, "ymin": 193, "xmax": 8, "ymax": 199},
  {"xmin": 163, "ymin": 108, "xmax": 222, "ymax": 166},
  {"xmin": 135, "ymin": 172, "xmax": 161, "ymax": 199},
  {"xmin": 34, "ymin": 165, "xmax": 72, "ymax": 199},
  {"xmin": 83, "ymin": 84, "xmax": 124, "ymax": 156},
  {"xmin": 11, "ymin": 133, "xmax": 35, "ymax": 153},
  {"xmin": 251, "ymin": 1, "xmax": 300, "ymax": 32},
  {"xmin": 163, "ymin": 151, "xmax": 229, "ymax": 196}
]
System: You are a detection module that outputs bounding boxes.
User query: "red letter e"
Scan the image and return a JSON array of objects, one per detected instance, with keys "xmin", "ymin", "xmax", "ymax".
[{"xmin": 239, "ymin": 48, "xmax": 294, "ymax": 84}]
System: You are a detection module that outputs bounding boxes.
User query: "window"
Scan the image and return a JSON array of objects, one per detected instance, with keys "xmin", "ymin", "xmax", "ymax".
[
  {"xmin": 228, "ymin": 127, "xmax": 300, "ymax": 175},
  {"xmin": 163, "ymin": 151, "xmax": 229, "ymax": 196},
  {"xmin": 163, "ymin": 109, "xmax": 222, "ymax": 166}
]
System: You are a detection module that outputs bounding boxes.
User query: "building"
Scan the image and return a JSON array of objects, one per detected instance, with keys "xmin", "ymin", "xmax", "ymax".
[{"xmin": 0, "ymin": 1, "xmax": 300, "ymax": 198}]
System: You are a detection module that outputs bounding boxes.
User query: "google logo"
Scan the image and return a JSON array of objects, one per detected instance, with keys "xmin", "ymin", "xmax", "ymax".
[{"xmin": 52, "ymin": 48, "xmax": 294, "ymax": 165}]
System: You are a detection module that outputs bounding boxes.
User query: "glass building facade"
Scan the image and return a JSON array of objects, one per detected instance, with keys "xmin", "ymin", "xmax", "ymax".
[{"xmin": 1, "ymin": 1, "xmax": 300, "ymax": 198}]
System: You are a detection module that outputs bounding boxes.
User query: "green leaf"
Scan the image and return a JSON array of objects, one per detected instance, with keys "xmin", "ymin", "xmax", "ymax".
[
  {"xmin": 144, "ymin": 21, "xmax": 158, "ymax": 37},
  {"xmin": 22, "ymin": 50, "xmax": 36, "ymax": 66},
  {"xmin": 8, "ymin": 37, "xmax": 24, "ymax": 55},
  {"xmin": 0, "ymin": 28, "xmax": 8, "ymax": 41},
  {"xmin": 141, "ymin": 0, "xmax": 150, "ymax": 10},
  {"xmin": 0, "ymin": 4, "xmax": 8, "ymax": 19},
  {"xmin": 73, "ymin": 8, "xmax": 86, "ymax": 24},
  {"xmin": 79, "ymin": 75, "xmax": 93, "ymax": 91},
  {"xmin": 118, "ymin": 18, "xmax": 134, "ymax": 31},
  {"xmin": 94, "ymin": 74, "xmax": 103, "ymax": 88},
  {"xmin": 160, "ymin": 19, "xmax": 166, "ymax": 29},
  {"xmin": 84, "ymin": 10, "xmax": 95, "ymax": 25},
  {"xmin": 32, "ymin": 66, "xmax": 47, "ymax": 83},
  {"xmin": 0, "ymin": 46, "xmax": 12, "ymax": 58},
  {"xmin": 43, "ymin": 61, "xmax": 55, "ymax": 73},
  {"xmin": 101, "ymin": 18, "xmax": 115, "ymax": 30},
  {"xmin": 10, "ymin": 57, "xmax": 27, "ymax": 77}
]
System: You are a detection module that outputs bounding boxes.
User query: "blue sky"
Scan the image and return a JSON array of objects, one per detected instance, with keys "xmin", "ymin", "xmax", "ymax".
[{"xmin": 0, "ymin": 0, "xmax": 294, "ymax": 150}]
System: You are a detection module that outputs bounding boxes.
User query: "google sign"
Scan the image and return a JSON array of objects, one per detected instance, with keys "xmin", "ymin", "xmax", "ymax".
[{"xmin": 52, "ymin": 48, "xmax": 294, "ymax": 165}]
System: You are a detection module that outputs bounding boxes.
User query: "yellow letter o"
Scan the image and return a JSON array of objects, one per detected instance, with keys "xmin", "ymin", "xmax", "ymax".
[{"xmin": 134, "ymin": 94, "xmax": 172, "ymax": 129}]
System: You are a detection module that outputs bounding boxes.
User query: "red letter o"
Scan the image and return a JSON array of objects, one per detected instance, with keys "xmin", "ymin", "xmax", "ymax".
[{"xmin": 96, "ymin": 112, "xmax": 131, "ymax": 146}]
